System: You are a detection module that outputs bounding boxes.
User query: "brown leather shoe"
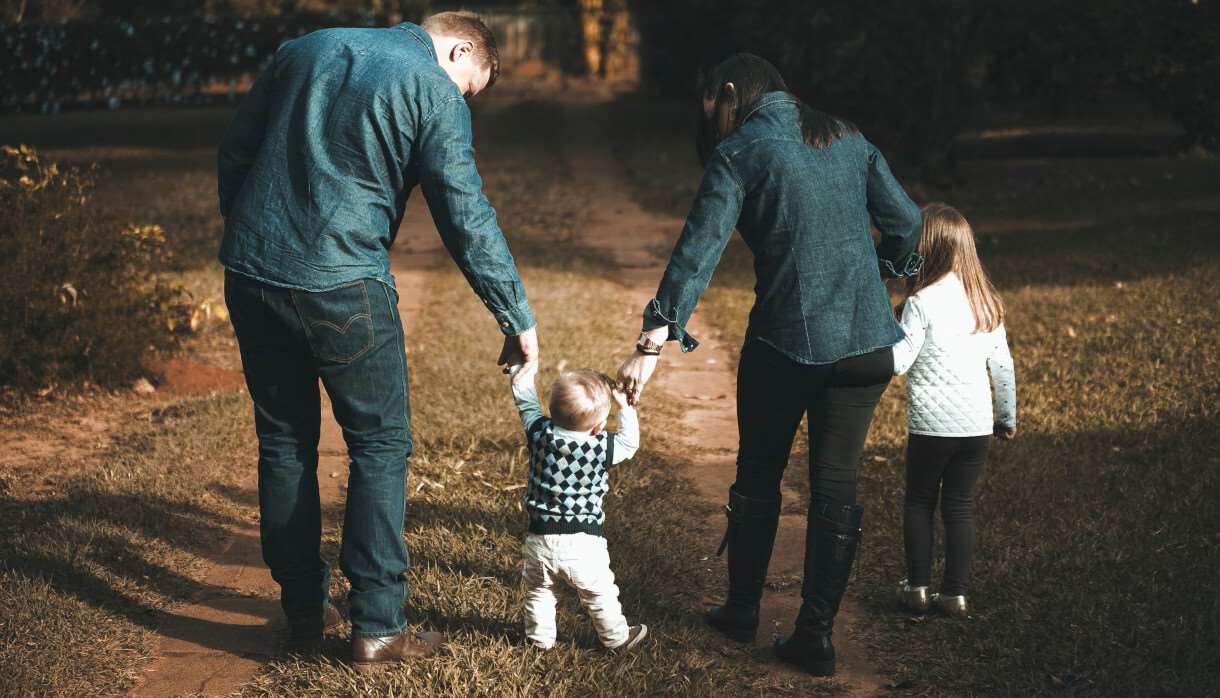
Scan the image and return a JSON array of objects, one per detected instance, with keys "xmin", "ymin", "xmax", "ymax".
[
  {"xmin": 352, "ymin": 629, "xmax": 445, "ymax": 667},
  {"xmin": 283, "ymin": 604, "xmax": 346, "ymax": 652}
]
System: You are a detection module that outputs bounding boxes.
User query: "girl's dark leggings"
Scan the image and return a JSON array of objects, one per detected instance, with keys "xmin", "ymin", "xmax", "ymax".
[
  {"xmin": 903, "ymin": 433, "xmax": 990, "ymax": 595},
  {"xmin": 733, "ymin": 340, "xmax": 892, "ymax": 511}
]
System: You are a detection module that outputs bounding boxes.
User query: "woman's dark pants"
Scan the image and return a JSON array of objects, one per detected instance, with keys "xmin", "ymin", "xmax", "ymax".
[
  {"xmin": 729, "ymin": 340, "xmax": 891, "ymax": 627},
  {"xmin": 903, "ymin": 434, "xmax": 989, "ymax": 596},
  {"xmin": 225, "ymin": 271, "xmax": 412, "ymax": 639},
  {"xmin": 735, "ymin": 341, "xmax": 892, "ymax": 508}
]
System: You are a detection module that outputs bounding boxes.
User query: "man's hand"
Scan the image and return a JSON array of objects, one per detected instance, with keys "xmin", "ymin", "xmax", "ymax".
[
  {"xmin": 994, "ymin": 423, "xmax": 1017, "ymax": 441},
  {"xmin": 617, "ymin": 351, "xmax": 659, "ymax": 406},
  {"xmin": 498, "ymin": 326, "xmax": 539, "ymax": 384}
]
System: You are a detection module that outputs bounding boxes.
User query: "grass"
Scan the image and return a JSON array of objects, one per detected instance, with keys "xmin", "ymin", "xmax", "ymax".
[
  {"xmin": 0, "ymin": 88, "xmax": 1216, "ymax": 696},
  {"xmin": 0, "ymin": 97, "xmax": 837, "ymax": 697},
  {"xmin": 608, "ymin": 92, "xmax": 1220, "ymax": 695},
  {"xmin": 241, "ymin": 96, "xmax": 837, "ymax": 697},
  {"xmin": 0, "ymin": 393, "xmax": 258, "ymax": 697}
]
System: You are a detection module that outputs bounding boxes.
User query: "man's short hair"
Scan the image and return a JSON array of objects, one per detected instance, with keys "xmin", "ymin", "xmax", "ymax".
[
  {"xmin": 549, "ymin": 370, "xmax": 613, "ymax": 433},
  {"xmin": 421, "ymin": 11, "xmax": 501, "ymax": 89}
]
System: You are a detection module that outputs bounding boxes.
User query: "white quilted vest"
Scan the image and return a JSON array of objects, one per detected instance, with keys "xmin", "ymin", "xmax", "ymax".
[{"xmin": 893, "ymin": 273, "xmax": 1014, "ymax": 437}]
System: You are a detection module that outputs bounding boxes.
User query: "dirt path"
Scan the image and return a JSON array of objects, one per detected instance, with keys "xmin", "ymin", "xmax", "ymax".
[
  {"xmin": 555, "ymin": 92, "xmax": 887, "ymax": 695},
  {"xmin": 133, "ymin": 201, "xmax": 442, "ymax": 697}
]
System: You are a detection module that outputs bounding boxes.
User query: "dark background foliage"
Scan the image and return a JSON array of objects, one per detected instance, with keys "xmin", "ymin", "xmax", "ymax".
[
  {"xmin": 0, "ymin": 146, "xmax": 187, "ymax": 389},
  {"xmin": 3, "ymin": 0, "xmax": 1217, "ymax": 167},
  {"xmin": 630, "ymin": 0, "xmax": 1220, "ymax": 169}
]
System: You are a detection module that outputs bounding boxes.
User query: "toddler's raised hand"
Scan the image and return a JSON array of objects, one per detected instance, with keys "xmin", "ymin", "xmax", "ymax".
[{"xmin": 611, "ymin": 385, "xmax": 631, "ymax": 411}]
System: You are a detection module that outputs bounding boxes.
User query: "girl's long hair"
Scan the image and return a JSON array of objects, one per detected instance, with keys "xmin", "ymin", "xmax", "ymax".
[
  {"xmin": 910, "ymin": 203, "xmax": 1005, "ymax": 332},
  {"xmin": 696, "ymin": 53, "xmax": 856, "ymax": 166}
]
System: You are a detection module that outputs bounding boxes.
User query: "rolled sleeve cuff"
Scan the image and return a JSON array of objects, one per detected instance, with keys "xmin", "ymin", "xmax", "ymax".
[
  {"xmin": 880, "ymin": 252, "xmax": 924, "ymax": 279},
  {"xmin": 493, "ymin": 300, "xmax": 536, "ymax": 336},
  {"xmin": 642, "ymin": 298, "xmax": 699, "ymax": 353}
]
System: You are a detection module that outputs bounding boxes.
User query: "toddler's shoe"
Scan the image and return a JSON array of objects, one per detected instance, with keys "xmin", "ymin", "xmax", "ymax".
[
  {"xmin": 896, "ymin": 579, "xmax": 930, "ymax": 613},
  {"xmin": 615, "ymin": 624, "xmax": 648, "ymax": 650},
  {"xmin": 932, "ymin": 593, "xmax": 969, "ymax": 618}
]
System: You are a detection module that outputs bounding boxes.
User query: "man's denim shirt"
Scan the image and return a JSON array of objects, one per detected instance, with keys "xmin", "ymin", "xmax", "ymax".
[
  {"xmin": 217, "ymin": 23, "xmax": 534, "ymax": 334},
  {"xmin": 644, "ymin": 92, "xmax": 922, "ymax": 364}
]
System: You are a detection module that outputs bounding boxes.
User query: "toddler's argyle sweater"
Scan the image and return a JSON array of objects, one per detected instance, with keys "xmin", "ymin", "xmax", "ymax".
[
  {"xmin": 511, "ymin": 376, "xmax": 639, "ymax": 538},
  {"xmin": 524, "ymin": 417, "xmax": 614, "ymax": 536}
]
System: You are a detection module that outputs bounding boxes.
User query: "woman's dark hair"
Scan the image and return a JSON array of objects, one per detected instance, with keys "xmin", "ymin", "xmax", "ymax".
[{"xmin": 696, "ymin": 53, "xmax": 857, "ymax": 166}]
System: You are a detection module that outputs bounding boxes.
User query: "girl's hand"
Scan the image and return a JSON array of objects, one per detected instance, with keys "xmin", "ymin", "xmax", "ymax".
[
  {"xmin": 617, "ymin": 351, "xmax": 659, "ymax": 405},
  {"xmin": 994, "ymin": 423, "xmax": 1017, "ymax": 441}
]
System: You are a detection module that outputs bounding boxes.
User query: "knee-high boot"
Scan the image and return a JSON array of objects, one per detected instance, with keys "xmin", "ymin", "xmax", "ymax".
[
  {"xmin": 774, "ymin": 503, "xmax": 863, "ymax": 676},
  {"xmin": 705, "ymin": 486, "xmax": 781, "ymax": 642}
]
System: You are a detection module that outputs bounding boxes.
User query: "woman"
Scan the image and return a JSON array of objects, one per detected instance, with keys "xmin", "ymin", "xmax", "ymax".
[{"xmin": 617, "ymin": 54, "xmax": 922, "ymax": 676}]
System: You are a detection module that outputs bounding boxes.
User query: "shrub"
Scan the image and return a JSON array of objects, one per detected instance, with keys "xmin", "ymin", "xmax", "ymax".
[
  {"xmin": 630, "ymin": 0, "xmax": 990, "ymax": 173},
  {"xmin": 630, "ymin": 0, "xmax": 1220, "ymax": 169},
  {"xmin": 0, "ymin": 145, "xmax": 188, "ymax": 391},
  {"xmin": 0, "ymin": 9, "xmax": 429, "ymax": 113}
]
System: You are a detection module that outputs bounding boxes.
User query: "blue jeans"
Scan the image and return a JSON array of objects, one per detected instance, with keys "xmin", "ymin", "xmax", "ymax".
[{"xmin": 225, "ymin": 271, "xmax": 411, "ymax": 638}]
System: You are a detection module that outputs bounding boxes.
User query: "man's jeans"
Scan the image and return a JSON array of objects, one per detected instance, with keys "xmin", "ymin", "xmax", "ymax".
[{"xmin": 225, "ymin": 271, "xmax": 411, "ymax": 638}]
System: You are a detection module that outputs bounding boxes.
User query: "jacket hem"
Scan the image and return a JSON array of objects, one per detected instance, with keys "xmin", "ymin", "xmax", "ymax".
[
  {"xmin": 908, "ymin": 427, "xmax": 994, "ymax": 438},
  {"xmin": 222, "ymin": 264, "xmax": 395, "ymax": 294},
  {"xmin": 747, "ymin": 334, "xmax": 901, "ymax": 367}
]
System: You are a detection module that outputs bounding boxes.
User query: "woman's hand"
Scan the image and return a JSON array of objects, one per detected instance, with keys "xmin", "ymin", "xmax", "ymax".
[{"xmin": 617, "ymin": 351, "xmax": 660, "ymax": 405}]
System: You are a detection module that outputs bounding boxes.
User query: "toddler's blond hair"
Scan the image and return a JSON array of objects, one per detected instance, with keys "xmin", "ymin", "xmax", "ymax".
[{"xmin": 549, "ymin": 369, "xmax": 613, "ymax": 432}]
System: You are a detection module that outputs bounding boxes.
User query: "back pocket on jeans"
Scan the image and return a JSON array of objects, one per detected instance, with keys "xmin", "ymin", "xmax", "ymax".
[{"xmin": 295, "ymin": 280, "xmax": 374, "ymax": 364}]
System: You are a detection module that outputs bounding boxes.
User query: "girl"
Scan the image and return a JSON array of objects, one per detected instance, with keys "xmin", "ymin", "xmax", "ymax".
[{"xmin": 892, "ymin": 203, "xmax": 1017, "ymax": 618}]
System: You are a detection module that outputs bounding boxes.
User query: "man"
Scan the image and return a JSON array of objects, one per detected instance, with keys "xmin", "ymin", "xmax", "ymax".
[{"xmin": 217, "ymin": 12, "xmax": 538, "ymax": 666}]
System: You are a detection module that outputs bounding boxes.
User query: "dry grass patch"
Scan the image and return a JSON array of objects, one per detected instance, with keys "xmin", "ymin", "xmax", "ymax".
[{"xmin": 0, "ymin": 392, "xmax": 259, "ymax": 696}]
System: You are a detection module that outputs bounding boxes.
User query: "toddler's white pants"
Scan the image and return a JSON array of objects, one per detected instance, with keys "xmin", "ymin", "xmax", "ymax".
[{"xmin": 521, "ymin": 532, "xmax": 630, "ymax": 649}]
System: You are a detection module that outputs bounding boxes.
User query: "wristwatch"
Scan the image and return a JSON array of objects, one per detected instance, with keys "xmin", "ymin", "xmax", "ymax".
[{"xmin": 636, "ymin": 332, "xmax": 664, "ymax": 356}]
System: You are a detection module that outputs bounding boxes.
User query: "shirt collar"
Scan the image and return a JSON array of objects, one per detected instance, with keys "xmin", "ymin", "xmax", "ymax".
[
  {"xmin": 740, "ymin": 91, "xmax": 800, "ymax": 125},
  {"xmin": 395, "ymin": 22, "xmax": 437, "ymax": 61},
  {"xmin": 553, "ymin": 424, "xmax": 599, "ymax": 442}
]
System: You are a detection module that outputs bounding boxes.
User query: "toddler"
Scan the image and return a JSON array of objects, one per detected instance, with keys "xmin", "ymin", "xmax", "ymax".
[
  {"xmin": 511, "ymin": 366, "xmax": 648, "ymax": 649},
  {"xmin": 892, "ymin": 203, "xmax": 1017, "ymax": 618}
]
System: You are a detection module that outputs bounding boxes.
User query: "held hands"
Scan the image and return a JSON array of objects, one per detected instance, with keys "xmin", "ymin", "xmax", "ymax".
[
  {"xmin": 498, "ymin": 326, "xmax": 539, "ymax": 385},
  {"xmin": 617, "ymin": 351, "xmax": 659, "ymax": 406},
  {"xmin": 994, "ymin": 423, "xmax": 1017, "ymax": 441},
  {"xmin": 610, "ymin": 383, "xmax": 631, "ymax": 411}
]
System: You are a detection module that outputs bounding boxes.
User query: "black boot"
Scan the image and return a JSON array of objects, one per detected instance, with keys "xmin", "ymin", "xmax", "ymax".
[
  {"xmin": 774, "ymin": 503, "xmax": 863, "ymax": 676},
  {"xmin": 705, "ymin": 486, "xmax": 781, "ymax": 643}
]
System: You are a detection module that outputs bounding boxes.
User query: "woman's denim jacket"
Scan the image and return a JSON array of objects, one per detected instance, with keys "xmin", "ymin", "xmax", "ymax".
[{"xmin": 643, "ymin": 92, "xmax": 922, "ymax": 364}]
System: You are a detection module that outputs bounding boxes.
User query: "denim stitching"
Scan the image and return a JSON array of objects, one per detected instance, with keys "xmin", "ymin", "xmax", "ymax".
[
  {"xmin": 382, "ymin": 283, "xmax": 410, "ymax": 445},
  {"xmin": 299, "ymin": 279, "xmax": 375, "ymax": 364}
]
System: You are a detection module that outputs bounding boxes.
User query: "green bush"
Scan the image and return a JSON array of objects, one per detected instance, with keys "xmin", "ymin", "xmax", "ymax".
[{"xmin": 0, "ymin": 145, "xmax": 187, "ymax": 391}]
